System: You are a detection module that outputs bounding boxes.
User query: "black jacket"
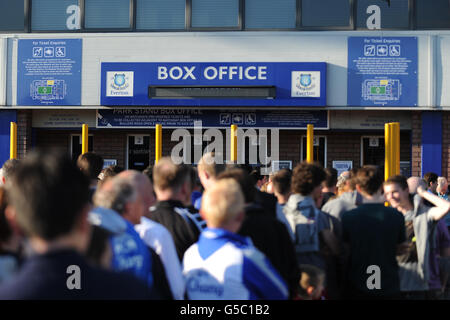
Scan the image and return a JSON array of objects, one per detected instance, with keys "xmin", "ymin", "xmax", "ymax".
[
  {"xmin": 149, "ymin": 200, "xmax": 205, "ymax": 261},
  {"xmin": 238, "ymin": 203, "xmax": 300, "ymax": 299}
]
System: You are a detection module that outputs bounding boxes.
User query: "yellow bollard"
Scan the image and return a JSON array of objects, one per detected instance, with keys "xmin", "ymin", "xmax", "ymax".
[
  {"xmin": 82, "ymin": 124, "xmax": 89, "ymax": 155},
  {"xmin": 392, "ymin": 122, "xmax": 400, "ymax": 176},
  {"xmin": 10, "ymin": 122, "xmax": 17, "ymax": 159},
  {"xmin": 231, "ymin": 125, "xmax": 238, "ymax": 163},
  {"xmin": 155, "ymin": 124, "xmax": 162, "ymax": 164},
  {"xmin": 306, "ymin": 124, "xmax": 314, "ymax": 163},
  {"xmin": 385, "ymin": 123, "xmax": 391, "ymax": 181}
]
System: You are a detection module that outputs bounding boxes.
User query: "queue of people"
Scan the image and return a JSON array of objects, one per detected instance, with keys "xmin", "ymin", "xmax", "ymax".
[{"xmin": 0, "ymin": 149, "xmax": 449, "ymax": 300}]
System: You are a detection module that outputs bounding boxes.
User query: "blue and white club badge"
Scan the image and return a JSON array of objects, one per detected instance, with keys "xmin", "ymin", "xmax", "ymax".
[
  {"xmin": 291, "ymin": 71, "xmax": 321, "ymax": 98},
  {"xmin": 106, "ymin": 71, "xmax": 134, "ymax": 97}
]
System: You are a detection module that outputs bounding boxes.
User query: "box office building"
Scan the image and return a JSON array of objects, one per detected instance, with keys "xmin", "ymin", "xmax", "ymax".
[{"xmin": 0, "ymin": 0, "xmax": 449, "ymax": 176}]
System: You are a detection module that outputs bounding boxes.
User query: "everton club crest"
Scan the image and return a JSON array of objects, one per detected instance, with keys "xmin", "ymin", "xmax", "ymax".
[{"xmin": 291, "ymin": 71, "xmax": 321, "ymax": 98}]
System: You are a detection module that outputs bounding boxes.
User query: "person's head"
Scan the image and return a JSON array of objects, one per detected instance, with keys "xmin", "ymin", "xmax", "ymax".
[
  {"xmin": 424, "ymin": 172, "xmax": 439, "ymax": 194},
  {"xmin": 271, "ymin": 169, "xmax": 292, "ymax": 203},
  {"xmin": 250, "ymin": 170, "xmax": 267, "ymax": 189},
  {"xmin": 291, "ymin": 162, "xmax": 327, "ymax": 201},
  {"xmin": 200, "ymin": 179, "xmax": 245, "ymax": 233},
  {"xmin": 336, "ymin": 168, "xmax": 357, "ymax": 195},
  {"xmin": 322, "ymin": 167, "xmax": 338, "ymax": 193},
  {"xmin": 118, "ymin": 170, "xmax": 155, "ymax": 215},
  {"xmin": 217, "ymin": 168, "xmax": 255, "ymax": 204},
  {"xmin": 197, "ymin": 152, "xmax": 226, "ymax": 190},
  {"xmin": 1, "ymin": 159, "xmax": 20, "ymax": 184},
  {"xmin": 142, "ymin": 165, "xmax": 154, "ymax": 184},
  {"xmin": 77, "ymin": 152, "xmax": 104, "ymax": 181},
  {"xmin": 354, "ymin": 165, "xmax": 384, "ymax": 198},
  {"xmin": 437, "ymin": 177, "xmax": 448, "ymax": 195},
  {"xmin": 298, "ymin": 264, "xmax": 325, "ymax": 300},
  {"xmin": 383, "ymin": 175, "xmax": 411, "ymax": 210},
  {"xmin": 6, "ymin": 149, "xmax": 91, "ymax": 252},
  {"xmin": 98, "ymin": 165, "xmax": 124, "ymax": 188},
  {"xmin": 152, "ymin": 157, "xmax": 191, "ymax": 202},
  {"xmin": 93, "ymin": 175, "xmax": 143, "ymax": 225}
]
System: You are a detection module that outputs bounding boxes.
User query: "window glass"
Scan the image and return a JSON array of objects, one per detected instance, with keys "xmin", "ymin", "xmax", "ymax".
[
  {"xmin": 191, "ymin": 0, "xmax": 239, "ymax": 28},
  {"xmin": 356, "ymin": 0, "xmax": 409, "ymax": 29},
  {"xmin": 32, "ymin": 0, "xmax": 80, "ymax": 31},
  {"xmin": 245, "ymin": 0, "xmax": 296, "ymax": 29},
  {"xmin": 302, "ymin": 0, "xmax": 351, "ymax": 27},
  {"xmin": 416, "ymin": 0, "xmax": 450, "ymax": 29},
  {"xmin": 85, "ymin": 0, "xmax": 130, "ymax": 29},
  {"xmin": 136, "ymin": 0, "xmax": 185, "ymax": 30},
  {"xmin": 0, "ymin": 0, "xmax": 25, "ymax": 31}
]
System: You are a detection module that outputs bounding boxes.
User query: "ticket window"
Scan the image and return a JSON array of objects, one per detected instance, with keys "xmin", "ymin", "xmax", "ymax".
[
  {"xmin": 71, "ymin": 134, "xmax": 93, "ymax": 162},
  {"xmin": 361, "ymin": 136, "xmax": 385, "ymax": 167},
  {"xmin": 301, "ymin": 136, "xmax": 327, "ymax": 168},
  {"xmin": 127, "ymin": 135, "xmax": 150, "ymax": 171}
]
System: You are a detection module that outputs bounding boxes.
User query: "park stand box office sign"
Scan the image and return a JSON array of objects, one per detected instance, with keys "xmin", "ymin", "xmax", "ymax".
[
  {"xmin": 101, "ymin": 62, "xmax": 327, "ymax": 107},
  {"xmin": 17, "ymin": 39, "xmax": 82, "ymax": 106}
]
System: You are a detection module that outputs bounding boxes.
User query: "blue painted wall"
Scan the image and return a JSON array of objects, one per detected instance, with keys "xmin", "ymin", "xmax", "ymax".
[{"xmin": 421, "ymin": 111, "xmax": 442, "ymax": 176}]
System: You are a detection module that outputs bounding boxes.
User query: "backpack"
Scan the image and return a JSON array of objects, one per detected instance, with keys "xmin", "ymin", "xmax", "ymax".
[{"xmin": 283, "ymin": 194, "xmax": 320, "ymax": 254}]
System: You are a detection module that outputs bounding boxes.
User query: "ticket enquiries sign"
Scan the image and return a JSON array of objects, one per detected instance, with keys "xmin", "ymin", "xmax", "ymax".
[
  {"xmin": 101, "ymin": 62, "xmax": 327, "ymax": 107},
  {"xmin": 347, "ymin": 37, "xmax": 417, "ymax": 107},
  {"xmin": 17, "ymin": 39, "xmax": 82, "ymax": 106}
]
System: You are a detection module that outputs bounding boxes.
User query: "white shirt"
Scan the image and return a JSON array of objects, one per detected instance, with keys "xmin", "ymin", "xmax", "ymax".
[{"xmin": 135, "ymin": 217, "xmax": 186, "ymax": 300}]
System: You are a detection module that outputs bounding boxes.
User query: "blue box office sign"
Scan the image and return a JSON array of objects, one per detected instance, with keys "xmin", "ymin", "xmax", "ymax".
[
  {"xmin": 97, "ymin": 109, "xmax": 329, "ymax": 129},
  {"xmin": 101, "ymin": 62, "xmax": 326, "ymax": 107},
  {"xmin": 348, "ymin": 37, "xmax": 417, "ymax": 107},
  {"xmin": 17, "ymin": 39, "xmax": 82, "ymax": 106}
]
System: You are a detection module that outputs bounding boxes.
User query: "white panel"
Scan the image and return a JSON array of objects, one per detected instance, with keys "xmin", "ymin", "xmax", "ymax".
[
  {"xmin": 80, "ymin": 32, "xmax": 350, "ymax": 106},
  {"xmin": 3, "ymin": 30, "xmax": 450, "ymax": 108},
  {"xmin": 0, "ymin": 38, "xmax": 6, "ymax": 105},
  {"xmin": 438, "ymin": 36, "xmax": 450, "ymax": 107}
]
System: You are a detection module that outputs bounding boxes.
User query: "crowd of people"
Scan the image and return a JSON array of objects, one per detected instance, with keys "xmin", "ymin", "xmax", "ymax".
[{"xmin": 0, "ymin": 149, "xmax": 449, "ymax": 300}]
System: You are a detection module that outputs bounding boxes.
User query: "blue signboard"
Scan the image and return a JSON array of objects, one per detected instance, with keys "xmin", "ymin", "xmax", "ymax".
[
  {"xmin": 348, "ymin": 37, "xmax": 417, "ymax": 106},
  {"xmin": 97, "ymin": 109, "xmax": 328, "ymax": 129},
  {"xmin": 101, "ymin": 62, "xmax": 327, "ymax": 107},
  {"xmin": 17, "ymin": 39, "xmax": 82, "ymax": 106}
]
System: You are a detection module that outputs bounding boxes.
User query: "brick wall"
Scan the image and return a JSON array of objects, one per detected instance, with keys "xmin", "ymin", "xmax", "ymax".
[
  {"xmin": 32, "ymin": 126, "xmax": 416, "ymax": 174},
  {"xmin": 411, "ymin": 111, "xmax": 422, "ymax": 177},
  {"xmin": 326, "ymin": 132, "xmax": 362, "ymax": 170}
]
